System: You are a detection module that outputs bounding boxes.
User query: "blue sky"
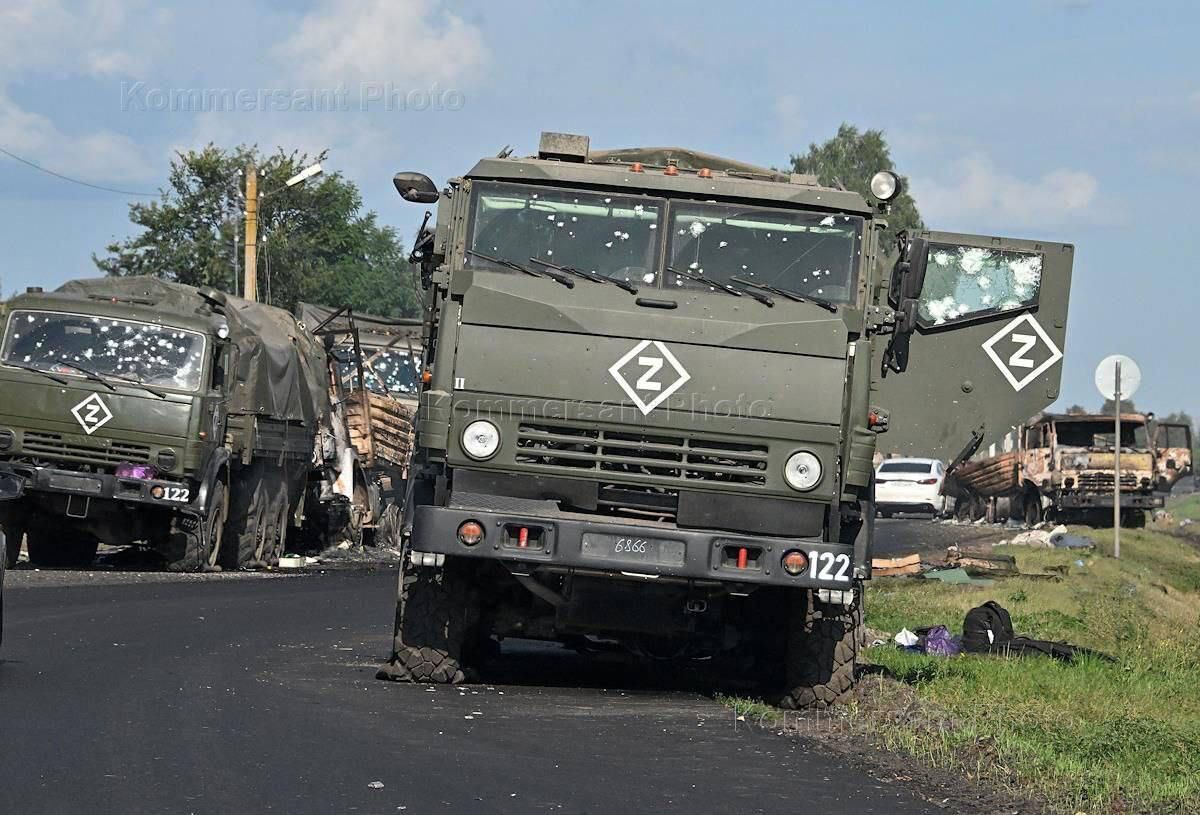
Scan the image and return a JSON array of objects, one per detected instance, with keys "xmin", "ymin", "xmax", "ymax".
[{"xmin": 1, "ymin": 0, "xmax": 1196, "ymax": 417}]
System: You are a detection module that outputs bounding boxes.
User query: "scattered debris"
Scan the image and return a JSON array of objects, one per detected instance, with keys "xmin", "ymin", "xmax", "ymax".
[
  {"xmin": 924, "ymin": 567, "xmax": 994, "ymax": 586},
  {"xmin": 894, "ymin": 629, "xmax": 919, "ymax": 648},
  {"xmin": 996, "ymin": 529, "xmax": 1053, "ymax": 548},
  {"xmin": 872, "ymin": 553, "xmax": 921, "ymax": 577},
  {"xmin": 946, "ymin": 548, "xmax": 1017, "ymax": 577},
  {"xmin": 278, "ymin": 555, "xmax": 305, "ymax": 569},
  {"xmin": 367, "ymin": 781, "xmax": 385, "ymax": 790}
]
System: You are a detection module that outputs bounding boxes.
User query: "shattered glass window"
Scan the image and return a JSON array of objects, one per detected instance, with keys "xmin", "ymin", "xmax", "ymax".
[
  {"xmin": 467, "ymin": 182, "xmax": 664, "ymax": 286},
  {"xmin": 917, "ymin": 245, "xmax": 1042, "ymax": 326},
  {"xmin": 336, "ymin": 346, "xmax": 420, "ymax": 396},
  {"xmin": 666, "ymin": 203, "xmax": 862, "ymax": 303},
  {"xmin": 1, "ymin": 310, "xmax": 206, "ymax": 391}
]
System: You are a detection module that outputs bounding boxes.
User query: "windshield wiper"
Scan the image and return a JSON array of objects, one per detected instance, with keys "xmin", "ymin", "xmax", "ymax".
[
  {"xmin": 3, "ymin": 361, "xmax": 70, "ymax": 385},
  {"xmin": 56, "ymin": 360, "xmax": 169, "ymax": 399},
  {"xmin": 730, "ymin": 277, "xmax": 839, "ymax": 313},
  {"xmin": 529, "ymin": 258, "xmax": 639, "ymax": 295},
  {"xmin": 106, "ymin": 370, "xmax": 169, "ymax": 400},
  {"xmin": 55, "ymin": 360, "xmax": 118, "ymax": 392},
  {"xmin": 667, "ymin": 267, "xmax": 773, "ymax": 306},
  {"xmin": 466, "ymin": 249, "xmax": 574, "ymax": 289}
]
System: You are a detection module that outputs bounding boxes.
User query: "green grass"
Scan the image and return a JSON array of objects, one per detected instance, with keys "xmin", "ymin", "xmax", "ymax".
[
  {"xmin": 1168, "ymin": 492, "xmax": 1200, "ymax": 523},
  {"xmin": 857, "ymin": 528, "xmax": 1200, "ymax": 814}
]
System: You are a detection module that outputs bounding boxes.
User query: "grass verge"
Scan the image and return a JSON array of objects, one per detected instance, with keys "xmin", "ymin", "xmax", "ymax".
[{"xmin": 734, "ymin": 526, "xmax": 1200, "ymax": 814}]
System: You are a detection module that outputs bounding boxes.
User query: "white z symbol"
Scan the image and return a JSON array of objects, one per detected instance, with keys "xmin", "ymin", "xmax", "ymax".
[
  {"xmin": 1007, "ymin": 333, "xmax": 1037, "ymax": 369},
  {"xmin": 635, "ymin": 356, "xmax": 664, "ymax": 392},
  {"xmin": 84, "ymin": 404, "xmax": 101, "ymax": 424}
]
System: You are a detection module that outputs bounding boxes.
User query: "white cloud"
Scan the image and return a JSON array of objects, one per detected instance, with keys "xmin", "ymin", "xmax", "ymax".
[
  {"xmin": 275, "ymin": 0, "xmax": 488, "ymax": 87},
  {"xmin": 0, "ymin": 91, "xmax": 151, "ymax": 183},
  {"xmin": 910, "ymin": 154, "xmax": 1100, "ymax": 229}
]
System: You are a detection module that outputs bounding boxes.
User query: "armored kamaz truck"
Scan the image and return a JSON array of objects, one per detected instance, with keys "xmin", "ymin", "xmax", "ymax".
[
  {"xmin": 377, "ymin": 132, "xmax": 1075, "ymax": 707},
  {"xmin": 0, "ymin": 277, "xmax": 337, "ymax": 571}
]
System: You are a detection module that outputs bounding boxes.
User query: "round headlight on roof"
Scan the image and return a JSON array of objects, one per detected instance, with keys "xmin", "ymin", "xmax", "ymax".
[
  {"xmin": 461, "ymin": 420, "xmax": 501, "ymax": 460},
  {"xmin": 783, "ymin": 451, "xmax": 822, "ymax": 491},
  {"xmin": 869, "ymin": 171, "xmax": 901, "ymax": 202}
]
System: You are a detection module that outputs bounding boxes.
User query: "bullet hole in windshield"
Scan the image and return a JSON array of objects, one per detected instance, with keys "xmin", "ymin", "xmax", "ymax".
[{"xmin": 919, "ymin": 246, "xmax": 1043, "ymax": 326}]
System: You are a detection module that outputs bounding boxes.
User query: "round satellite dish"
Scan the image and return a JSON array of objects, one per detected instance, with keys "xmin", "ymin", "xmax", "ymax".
[{"xmin": 1095, "ymin": 354, "xmax": 1141, "ymax": 401}]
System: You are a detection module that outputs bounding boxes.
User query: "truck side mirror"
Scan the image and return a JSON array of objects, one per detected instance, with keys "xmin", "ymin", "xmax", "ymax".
[
  {"xmin": 889, "ymin": 236, "xmax": 929, "ymax": 306},
  {"xmin": 392, "ymin": 172, "xmax": 439, "ymax": 204}
]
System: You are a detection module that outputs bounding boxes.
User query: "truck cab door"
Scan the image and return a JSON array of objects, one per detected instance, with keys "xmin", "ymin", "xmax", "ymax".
[{"xmin": 874, "ymin": 230, "xmax": 1074, "ymax": 461}]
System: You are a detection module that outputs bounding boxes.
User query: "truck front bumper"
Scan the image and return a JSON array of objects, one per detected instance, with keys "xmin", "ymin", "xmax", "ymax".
[
  {"xmin": 1058, "ymin": 492, "xmax": 1164, "ymax": 510},
  {"xmin": 0, "ymin": 462, "xmax": 199, "ymax": 515},
  {"xmin": 410, "ymin": 502, "xmax": 858, "ymax": 590}
]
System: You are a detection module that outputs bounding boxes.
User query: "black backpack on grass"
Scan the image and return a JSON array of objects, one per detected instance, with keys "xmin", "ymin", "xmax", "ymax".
[
  {"xmin": 962, "ymin": 601, "xmax": 1014, "ymax": 653},
  {"xmin": 961, "ymin": 601, "xmax": 1116, "ymax": 663}
]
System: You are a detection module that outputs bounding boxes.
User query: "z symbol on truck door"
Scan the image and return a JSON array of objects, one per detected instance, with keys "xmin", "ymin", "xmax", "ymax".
[
  {"xmin": 610, "ymin": 340, "xmax": 691, "ymax": 415},
  {"xmin": 71, "ymin": 393, "xmax": 115, "ymax": 435},
  {"xmin": 981, "ymin": 313, "xmax": 1063, "ymax": 392}
]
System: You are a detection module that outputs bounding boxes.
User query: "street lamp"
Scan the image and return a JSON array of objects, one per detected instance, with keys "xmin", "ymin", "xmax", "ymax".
[{"xmin": 244, "ymin": 162, "xmax": 324, "ymax": 301}]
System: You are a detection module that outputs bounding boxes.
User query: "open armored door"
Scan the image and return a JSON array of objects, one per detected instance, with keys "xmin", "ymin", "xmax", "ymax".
[{"xmin": 874, "ymin": 230, "xmax": 1074, "ymax": 461}]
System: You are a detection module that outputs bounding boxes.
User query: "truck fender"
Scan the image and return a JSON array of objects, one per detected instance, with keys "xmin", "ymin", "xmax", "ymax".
[{"xmin": 192, "ymin": 448, "xmax": 232, "ymax": 517}]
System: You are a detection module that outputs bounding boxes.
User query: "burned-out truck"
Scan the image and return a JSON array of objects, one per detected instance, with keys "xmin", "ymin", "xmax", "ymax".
[
  {"xmin": 298, "ymin": 303, "xmax": 422, "ymax": 544},
  {"xmin": 946, "ymin": 412, "xmax": 1193, "ymax": 526},
  {"xmin": 0, "ymin": 277, "xmax": 340, "ymax": 571},
  {"xmin": 377, "ymin": 132, "xmax": 1075, "ymax": 707}
]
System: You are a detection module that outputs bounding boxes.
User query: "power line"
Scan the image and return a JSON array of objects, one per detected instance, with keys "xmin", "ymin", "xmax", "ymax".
[{"xmin": 0, "ymin": 146, "xmax": 157, "ymax": 197}]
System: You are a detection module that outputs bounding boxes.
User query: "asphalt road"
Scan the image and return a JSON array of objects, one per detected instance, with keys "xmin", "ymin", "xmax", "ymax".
[{"xmin": 0, "ymin": 520, "xmax": 997, "ymax": 815}]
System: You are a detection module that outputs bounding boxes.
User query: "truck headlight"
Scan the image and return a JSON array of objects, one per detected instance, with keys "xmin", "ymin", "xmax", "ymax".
[
  {"xmin": 870, "ymin": 171, "xmax": 900, "ymax": 202},
  {"xmin": 461, "ymin": 420, "xmax": 501, "ymax": 460},
  {"xmin": 784, "ymin": 451, "xmax": 822, "ymax": 491}
]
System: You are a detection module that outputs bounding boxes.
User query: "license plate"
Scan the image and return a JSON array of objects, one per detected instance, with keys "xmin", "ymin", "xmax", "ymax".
[
  {"xmin": 47, "ymin": 474, "xmax": 103, "ymax": 494},
  {"xmin": 581, "ymin": 533, "xmax": 685, "ymax": 568}
]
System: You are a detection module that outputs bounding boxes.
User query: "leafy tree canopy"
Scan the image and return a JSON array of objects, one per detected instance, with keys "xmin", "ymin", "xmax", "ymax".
[
  {"xmin": 788, "ymin": 123, "xmax": 923, "ymax": 251},
  {"xmin": 94, "ymin": 145, "xmax": 419, "ymax": 317}
]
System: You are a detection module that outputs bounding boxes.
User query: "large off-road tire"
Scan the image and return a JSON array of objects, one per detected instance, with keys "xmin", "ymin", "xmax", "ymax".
[
  {"xmin": 377, "ymin": 554, "xmax": 475, "ymax": 684},
  {"xmin": 164, "ymin": 480, "xmax": 228, "ymax": 572},
  {"xmin": 777, "ymin": 584, "xmax": 863, "ymax": 710},
  {"xmin": 26, "ymin": 525, "xmax": 100, "ymax": 569},
  {"xmin": 3, "ymin": 522, "xmax": 23, "ymax": 568},
  {"xmin": 224, "ymin": 465, "xmax": 282, "ymax": 570},
  {"xmin": 1022, "ymin": 489, "xmax": 1043, "ymax": 527}
]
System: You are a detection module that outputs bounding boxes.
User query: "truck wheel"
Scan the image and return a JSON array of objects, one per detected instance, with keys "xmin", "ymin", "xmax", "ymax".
[
  {"xmin": 1023, "ymin": 490, "xmax": 1042, "ymax": 526},
  {"xmin": 226, "ymin": 468, "xmax": 282, "ymax": 570},
  {"xmin": 164, "ymin": 480, "xmax": 227, "ymax": 572},
  {"xmin": 263, "ymin": 484, "xmax": 292, "ymax": 568},
  {"xmin": 777, "ymin": 584, "xmax": 863, "ymax": 710},
  {"xmin": 377, "ymin": 554, "xmax": 474, "ymax": 684},
  {"xmin": 3, "ymin": 523, "xmax": 23, "ymax": 568}
]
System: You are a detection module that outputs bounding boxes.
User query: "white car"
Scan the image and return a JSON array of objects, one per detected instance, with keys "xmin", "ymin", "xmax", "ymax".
[{"xmin": 875, "ymin": 458, "xmax": 948, "ymax": 518}]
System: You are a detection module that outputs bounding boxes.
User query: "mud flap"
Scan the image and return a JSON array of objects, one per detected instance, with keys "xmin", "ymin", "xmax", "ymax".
[{"xmin": 875, "ymin": 231, "xmax": 1074, "ymax": 460}]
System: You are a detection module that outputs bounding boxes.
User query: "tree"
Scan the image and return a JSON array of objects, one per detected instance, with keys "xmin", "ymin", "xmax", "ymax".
[
  {"xmin": 95, "ymin": 145, "xmax": 420, "ymax": 317},
  {"xmin": 1065, "ymin": 404, "xmax": 1089, "ymax": 415},
  {"xmin": 788, "ymin": 123, "xmax": 923, "ymax": 251},
  {"xmin": 1101, "ymin": 398, "xmax": 1137, "ymax": 415}
]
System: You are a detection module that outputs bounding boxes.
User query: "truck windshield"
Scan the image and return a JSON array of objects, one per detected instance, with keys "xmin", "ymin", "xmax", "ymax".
[
  {"xmin": 1, "ymin": 310, "xmax": 207, "ymax": 392},
  {"xmin": 337, "ymin": 346, "xmax": 420, "ymax": 396},
  {"xmin": 467, "ymin": 182, "xmax": 664, "ymax": 286},
  {"xmin": 1057, "ymin": 420, "xmax": 1150, "ymax": 449},
  {"xmin": 666, "ymin": 203, "xmax": 863, "ymax": 304}
]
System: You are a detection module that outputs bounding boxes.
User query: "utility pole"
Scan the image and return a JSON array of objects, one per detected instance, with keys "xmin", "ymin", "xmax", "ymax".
[
  {"xmin": 1113, "ymin": 361, "xmax": 1122, "ymax": 559},
  {"xmin": 243, "ymin": 164, "xmax": 258, "ymax": 302}
]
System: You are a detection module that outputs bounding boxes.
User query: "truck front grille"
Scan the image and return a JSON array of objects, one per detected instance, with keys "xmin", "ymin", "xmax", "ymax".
[
  {"xmin": 22, "ymin": 431, "xmax": 151, "ymax": 466},
  {"xmin": 1077, "ymin": 472, "xmax": 1140, "ymax": 490},
  {"xmin": 515, "ymin": 422, "xmax": 769, "ymax": 487}
]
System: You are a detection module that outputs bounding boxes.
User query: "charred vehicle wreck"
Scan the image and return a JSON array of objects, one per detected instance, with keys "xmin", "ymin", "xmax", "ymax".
[
  {"xmin": 377, "ymin": 132, "xmax": 1076, "ymax": 707},
  {"xmin": 946, "ymin": 412, "xmax": 1192, "ymax": 526}
]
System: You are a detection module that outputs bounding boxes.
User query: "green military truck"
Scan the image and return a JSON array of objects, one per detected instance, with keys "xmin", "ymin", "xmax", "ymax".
[
  {"xmin": 377, "ymin": 132, "xmax": 1074, "ymax": 707},
  {"xmin": 0, "ymin": 277, "xmax": 336, "ymax": 571}
]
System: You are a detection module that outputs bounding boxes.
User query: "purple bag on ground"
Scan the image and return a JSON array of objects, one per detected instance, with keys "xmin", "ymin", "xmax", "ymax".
[{"xmin": 922, "ymin": 625, "xmax": 962, "ymax": 656}]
